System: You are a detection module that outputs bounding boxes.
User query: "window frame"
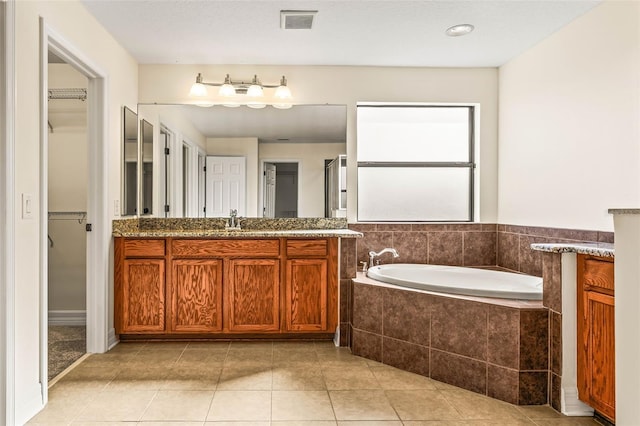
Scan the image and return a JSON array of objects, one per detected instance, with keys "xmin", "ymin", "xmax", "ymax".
[{"xmin": 356, "ymin": 103, "xmax": 477, "ymax": 222}]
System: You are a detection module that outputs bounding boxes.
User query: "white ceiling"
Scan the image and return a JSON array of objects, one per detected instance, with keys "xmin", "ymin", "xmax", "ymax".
[
  {"xmin": 81, "ymin": 0, "xmax": 601, "ymax": 67},
  {"xmin": 75, "ymin": 0, "xmax": 602, "ymax": 142}
]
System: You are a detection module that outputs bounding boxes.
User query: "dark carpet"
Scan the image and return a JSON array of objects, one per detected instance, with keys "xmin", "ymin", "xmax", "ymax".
[{"xmin": 48, "ymin": 325, "xmax": 86, "ymax": 381}]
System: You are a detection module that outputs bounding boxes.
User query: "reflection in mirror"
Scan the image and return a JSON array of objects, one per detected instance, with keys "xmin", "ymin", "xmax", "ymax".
[
  {"xmin": 140, "ymin": 119, "xmax": 154, "ymax": 215},
  {"xmin": 137, "ymin": 104, "xmax": 347, "ymax": 218},
  {"xmin": 122, "ymin": 106, "xmax": 138, "ymax": 215}
]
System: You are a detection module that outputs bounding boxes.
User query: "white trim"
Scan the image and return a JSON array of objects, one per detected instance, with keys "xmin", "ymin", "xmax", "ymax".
[
  {"xmin": 107, "ymin": 328, "xmax": 118, "ymax": 350},
  {"xmin": 333, "ymin": 325, "xmax": 340, "ymax": 347},
  {"xmin": 559, "ymin": 252, "xmax": 594, "ymax": 417},
  {"xmin": 259, "ymin": 159, "xmax": 302, "ymax": 218},
  {"xmin": 48, "ymin": 310, "xmax": 87, "ymax": 326},
  {"xmin": 561, "ymin": 387, "xmax": 594, "ymax": 417},
  {"xmin": 39, "ymin": 20, "xmax": 110, "ymax": 418},
  {"xmin": 15, "ymin": 384, "xmax": 42, "ymax": 426},
  {"xmin": 0, "ymin": 1, "xmax": 16, "ymax": 424},
  {"xmin": 38, "ymin": 17, "xmax": 50, "ymax": 409}
]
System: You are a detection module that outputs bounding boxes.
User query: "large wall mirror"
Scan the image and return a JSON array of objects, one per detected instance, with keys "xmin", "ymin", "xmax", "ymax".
[
  {"xmin": 136, "ymin": 104, "xmax": 347, "ymax": 218},
  {"xmin": 122, "ymin": 106, "xmax": 138, "ymax": 216},
  {"xmin": 140, "ymin": 119, "xmax": 154, "ymax": 215}
]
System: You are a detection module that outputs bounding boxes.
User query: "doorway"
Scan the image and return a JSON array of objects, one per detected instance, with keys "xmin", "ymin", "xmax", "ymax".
[
  {"xmin": 41, "ymin": 20, "xmax": 110, "ymax": 407},
  {"xmin": 262, "ymin": 162, "xmax": 299, "ymax": 218},
  {"xmin": 46, "ymin": 51, "xmax": 88, "ymax": 381}
]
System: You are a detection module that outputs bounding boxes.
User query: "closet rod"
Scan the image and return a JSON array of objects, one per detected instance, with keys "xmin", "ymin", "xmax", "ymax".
[
  {"xmin": 48, "ymin": 88, "xmax": 87, "ymax": 101},
  {"xmin": 48, "ymin": 211, "xmax": 87, "ymax": 223}
]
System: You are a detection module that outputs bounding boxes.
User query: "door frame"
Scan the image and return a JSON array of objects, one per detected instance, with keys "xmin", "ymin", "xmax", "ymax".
[
  {"xmin": 259, "ymin": 159, "xmax": 301, "ymax": 218},
  {"xmin": 39, "ymin": 18, "xmax": 110, "ymax": 400},
  {"xmin": 0, "ymin": 1, "xmax": 16, "ymax": 423}
]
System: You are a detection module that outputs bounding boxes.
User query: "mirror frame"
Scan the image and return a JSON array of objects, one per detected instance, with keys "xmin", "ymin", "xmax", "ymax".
[
  {"xmin": 140, "ymin": 118, "xmax": 154, "ymax": 215},
  {"xmin": 121, "ymin": 106, "xmax": 138, "ymax": 216}
]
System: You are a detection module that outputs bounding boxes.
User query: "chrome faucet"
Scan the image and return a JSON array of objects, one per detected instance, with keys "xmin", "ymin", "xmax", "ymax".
[
  {"xmin": 368, "ymin": 248, "xmax": 399, "ymax": 268},
  {"xmin": 227, "ymin": 209, "xmax": 240, "ymax": 230}
]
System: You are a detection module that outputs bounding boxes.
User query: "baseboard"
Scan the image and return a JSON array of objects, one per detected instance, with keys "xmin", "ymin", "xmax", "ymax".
[
  {"xmin": 16, "ymin": 382, "xmax": 44, "ymax": 425},
  {"xmin": 48, "ymin": 310, "xmax": 86, "ymax": 326},
  {"xmin": 561, "ymin": 387, "xmax": 594, "ymax": 417},
  {"xmin": 107, "ymin": 327, "xmax": 118, "ymax": 351}
]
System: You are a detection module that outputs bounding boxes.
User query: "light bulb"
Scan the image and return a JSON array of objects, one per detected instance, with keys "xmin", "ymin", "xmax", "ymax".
[
  {"xmin": 247, "ymin": 84, "xmax": 264, "ymax": 97},
  {"xmin": 247, "ymin": 102, "xmax": 267, "ymax": 109},
  {"xmin": 189, "ymin": 82, "xmax": 208, "ymax": 97},
  {"xmin": 275, "ymin": 76, "xmax": 292, "ymax": 100},
  {"xmin": 219, "ymin": 83, "xmax": 236, "ymax": 97},
  {"xmin": 246, "ymin": 75, "xmax": 263, "ymax": 97}
]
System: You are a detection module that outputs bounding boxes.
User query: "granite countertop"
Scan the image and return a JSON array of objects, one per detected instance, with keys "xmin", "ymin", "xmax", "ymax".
[
  {"xmin": 112, "ymin": 217, "xmax": 362, "ymax": 238},
  {"xmin": 530, "ymin": 242, "xmax": 614, "ymax": 258},
  {"xmin": 114, "ymin": 228, "xmax": 363, "ymax": 238}
]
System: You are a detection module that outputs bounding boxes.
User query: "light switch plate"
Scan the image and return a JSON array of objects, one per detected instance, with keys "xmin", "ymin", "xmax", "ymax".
[
  {"xmin": 114, "ymin": 200, "xmax": 120, "ymax": 216},
  {"xmin": 22, "ymin": 193, "xmax": 33, "ymax": 219}
]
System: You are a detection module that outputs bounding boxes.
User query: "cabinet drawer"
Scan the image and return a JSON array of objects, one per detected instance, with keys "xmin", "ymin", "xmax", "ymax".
[
  {"xmin": 583, "ymin": 258, "xmax": 614, "ymax": 293},
  {"xmin": 124, "ymin": 239, "xmax": 165, "ymax": 257},
  {"xmin": 286, "ymin": 239, "xmax": 328, "ymax": 257},
  {"xmin": 172, "ymin": 239, "xmax": 280, "ymax": 257}
]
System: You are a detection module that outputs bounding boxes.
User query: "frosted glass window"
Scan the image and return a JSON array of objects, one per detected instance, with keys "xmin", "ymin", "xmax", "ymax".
[
  {"xmin": 357, "ymin": 106, "xmax": 470, "ymax": 162},
  {"xmin": 358, "ymin": 168, "xmax": 470, "ymax": 221},
  {"xmin": 357, "ymin": 104, "xmax": 475, "ymax": 222}
]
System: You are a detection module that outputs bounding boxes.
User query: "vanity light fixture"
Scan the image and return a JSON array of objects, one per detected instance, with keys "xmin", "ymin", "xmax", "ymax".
[
  {"xmin": 445, "ymin": 23, "xmax": 475, "ymax": 37},
  {"xmin": 189, "ymin": 73, "xmax": 293, "ymax": 109}
]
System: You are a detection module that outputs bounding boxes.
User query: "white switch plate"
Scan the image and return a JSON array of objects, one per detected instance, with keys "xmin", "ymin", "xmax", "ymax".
[
  {"xmin": 114, "ymin": 200, "xmax": 120, "ymax": 216},
  {"xmin": 22, "ymin": 193, "xmax": 33, "ymax": 219}
]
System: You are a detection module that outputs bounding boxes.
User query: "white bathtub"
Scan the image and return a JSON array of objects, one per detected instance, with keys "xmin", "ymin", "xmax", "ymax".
[{"xmin": 366, "ymin": 264, "xmax": 543, "ymax": 300}]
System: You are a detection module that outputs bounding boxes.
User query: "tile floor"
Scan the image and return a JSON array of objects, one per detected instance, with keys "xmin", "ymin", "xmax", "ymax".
[{"xmin": 29, "ymin": 341, "xmax": 599, "ymax": 425}]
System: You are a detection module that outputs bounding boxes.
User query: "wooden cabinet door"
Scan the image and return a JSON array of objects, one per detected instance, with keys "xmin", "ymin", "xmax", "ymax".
[
  {"xmin": 585, "ymin": 291, "xmax": 615, "ymax": 420},
  {"xmin": 171, "ymin": 259, "xmax": 223, "ymax": 333},
  {"xmin": 122, "ymin": 259, "xmax": 165, "ymax": 333},
  {"xmin": 285, "ymin": 259, "xmax": 328, "ymax": 331},
  {"xmin": 227, "ymin": 259, "xmax": 280, "ymax": 331}
]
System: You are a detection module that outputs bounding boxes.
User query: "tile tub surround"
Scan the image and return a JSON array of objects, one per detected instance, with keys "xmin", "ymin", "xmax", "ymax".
[
  {"xmin": 350, "ymin": 275, "xmax": 549, "ymax": 406},
  {"xmin": 496, "ymin": 224, "xmax": 614, "ymax": 277},
  {"xmin": 341, "ymin": 222, "xmax": 610, "ymax": 349},
  {"xmin": 349, "ymin": 223, "xmax": 498, "ymax": 267}
]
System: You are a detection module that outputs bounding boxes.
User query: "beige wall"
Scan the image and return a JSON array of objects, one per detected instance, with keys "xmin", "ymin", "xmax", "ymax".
[
  {"xmin": 498, "ymin": 1, "xmax": 640, "ymax": 232},
  {"xmin": 139, "ymin": 64, "xmax": 499, "ymax": 223},
  {"xmin": 48, "ymin": 64, "xmax": 87, "ymax": 314},
  {"xmin": 15, "ymin": 1, "xmax": 138, "ymax": 422}
]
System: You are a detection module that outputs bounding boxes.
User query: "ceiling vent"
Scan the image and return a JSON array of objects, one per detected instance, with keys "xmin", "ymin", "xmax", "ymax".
[{"xmin": 280, "ymin": 10, "xmax": 317, "ymax": 30}]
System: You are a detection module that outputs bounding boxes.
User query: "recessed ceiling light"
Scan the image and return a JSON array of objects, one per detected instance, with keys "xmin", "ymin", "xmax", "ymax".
[{"xmin": 445, "ymin": 24, "xmax": 475, "ymax": 37}]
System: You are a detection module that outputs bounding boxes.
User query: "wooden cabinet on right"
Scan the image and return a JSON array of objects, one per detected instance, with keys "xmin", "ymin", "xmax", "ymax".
[
  {"xmin": 577, "ymin": 254, "xmax": 615, "ymax": 422},
  {"xmin": 285, "ymin": 239, "xmax": 338, "ymax": 333}
]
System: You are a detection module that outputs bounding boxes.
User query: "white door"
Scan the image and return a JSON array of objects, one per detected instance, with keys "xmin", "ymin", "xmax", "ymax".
[
  {"xmin": 198, "ymin": 153, "xmax": 205, "ymax": 217},
  {"xmin": 263, "ymin": 162, "xmax": 276, "ymax": 218},
  {"xmin": 205, "ymin": 156, "xmax": 246, "ymax": 217}
]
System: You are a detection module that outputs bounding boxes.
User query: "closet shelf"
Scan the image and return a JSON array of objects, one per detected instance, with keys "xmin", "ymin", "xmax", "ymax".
[{"xmin": 48, "ymin": 211, "xmax": 87, "ymax": 223}]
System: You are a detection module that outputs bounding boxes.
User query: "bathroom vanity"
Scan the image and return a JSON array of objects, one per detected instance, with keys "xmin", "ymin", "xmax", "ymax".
[
  {"xmin": 577, "ymin": 254, "xmax": 615, "ymax": 422},
  {"xmin": 113, "ymin": 218, "xmax": 361, "ymax": 340}
]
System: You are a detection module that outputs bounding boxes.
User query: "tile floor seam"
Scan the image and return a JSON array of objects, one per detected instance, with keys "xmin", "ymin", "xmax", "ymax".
[{"xmin": 136, "ymin": 389, "xmax": 159, "ymax": 423}]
